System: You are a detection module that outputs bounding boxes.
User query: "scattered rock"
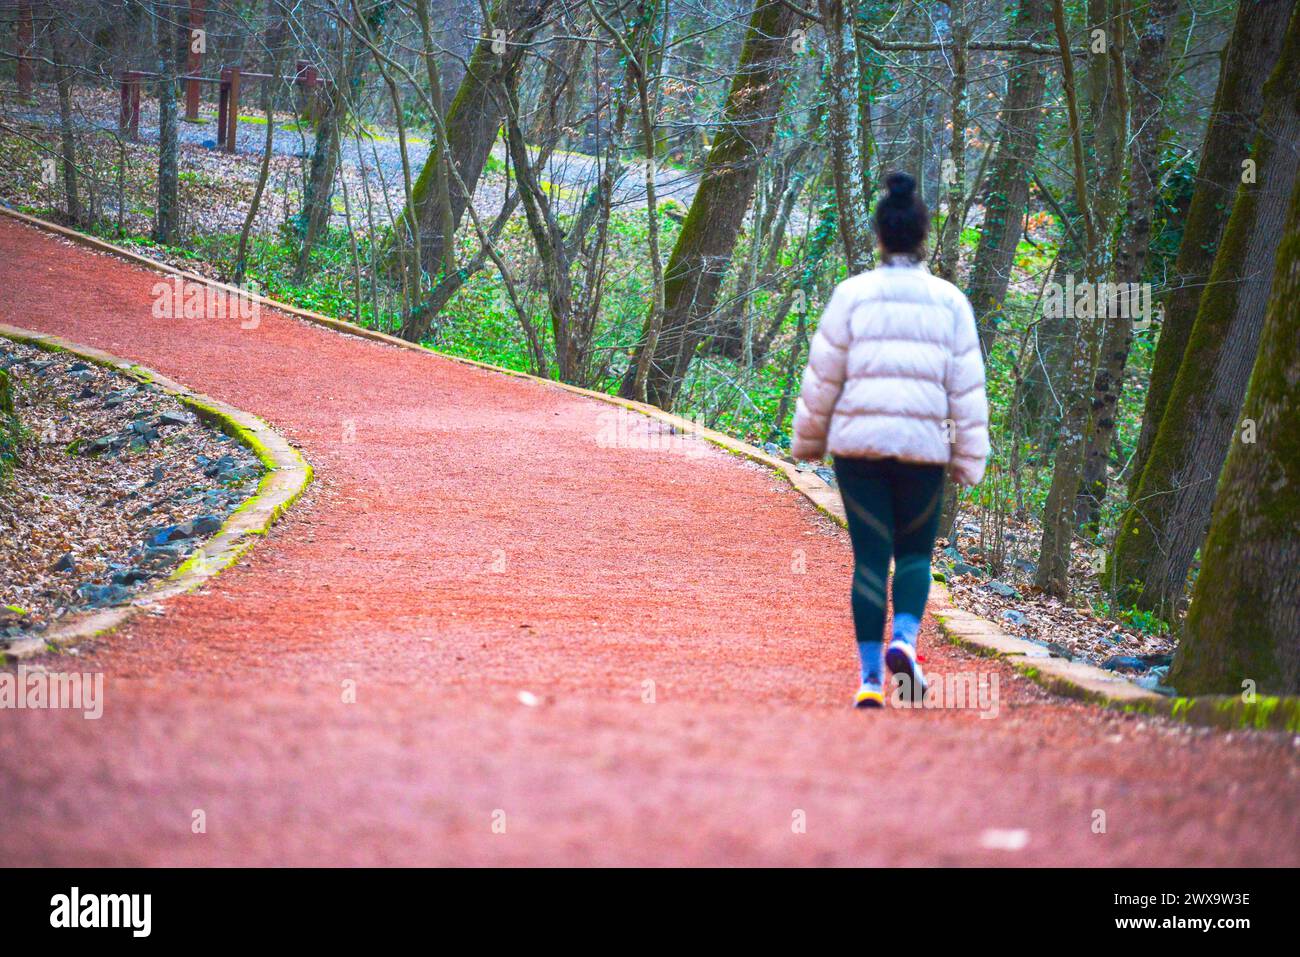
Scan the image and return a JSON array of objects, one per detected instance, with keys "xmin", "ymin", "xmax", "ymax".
[
  {"xmin": 52, "ymin": 552, "xmax": 76, "ymax": 573},
  {"xmin": 75, "ymin": 582, "xmax": 130, "ymax": 606},
  {"xmin": 191, "ymin": 514, "xmax": 222, "ymax": 536},
  {"xmin": 1135, "ymin": 669, "xmax": 1176, "ymax": 695},
  {"xmin": 1001, "ymin": 609, "xmax": 1027, "ymax": 626},
  {"xmin": 1102, "ymin": 655, "xmax": 1149, "ymax": 674},
  {"xmin": 983, "ymin": 580, "xmax": 1019, "ymax": 599},
  {"xmin": 157, "ymin": 410, "xmax": 188, "ymax": 428},
  {"xmin": 110, "ymin": 567, "xmax": 151, "ymax": 586}
]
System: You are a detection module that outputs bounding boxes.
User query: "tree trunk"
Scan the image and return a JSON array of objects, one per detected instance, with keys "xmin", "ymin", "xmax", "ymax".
[
  {"xmin": 936, "ymin": 0, "xmax": 968, "ymax": 282},
  {"xmin": 1108, "ymin": 9, "xmax": 1300, "ymax": 618},
  {"xmin": 399, "ymin": 0, "xmax": 552, "ymax": 287},
  {"xmin": 1127, "ymin": 0, "xmax": 1295, "ymax": 496},
  {"xmin": 966, "ymin": 0, "xmax": 1049, "ymax": 351},
  {"xmin": 235, "ymin": 2, "xmax": 288, "ymax": 284},
  {"xmin": 297, "ymin": 1, "xmax": 391, "ymax": 280},
  {"xmin": 1075, "ymin": 0, "xmax": 1179, "ymax": 530},
  {"xmin": 152, "ymin": 0, "xmax": 180, "ymax": 245},
  {"xmin": 619, "ymin": 0, "xmax": 798, "ymax": 409},
  {"xmin": 504, "ymin": 81, "xmax": 582, "ymax": 380},
  {"xmin": 1034, "ymin": 0, "xmax": 1127, "ymax": 597},
  {"xmin": 1171, "ymin": 163, "xmax": 1300, "ymax": 696},
  {"xmin": 818, "ymin": 0, "xmax": 872, "ymax": 274},
  {"xmin": 51, "ymin": 14, "xmax": 81, "ymax": 226},
  {"xmin": 753, "ymin": 185, "xmax": 839, "ymax": 362}
]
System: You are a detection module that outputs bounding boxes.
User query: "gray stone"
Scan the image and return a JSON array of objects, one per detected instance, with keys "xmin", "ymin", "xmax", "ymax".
[
  {"xmin": 191, "ymin": 514, "xmax": 222, "ymax": 536},
  {"xmin": 1102, "ymin": 655, "xmax": 1149, "ymax": 674},
  {"xmin": 76, "ymin": 582, "xmax": 130, "ymax": 606},
  {"xmin": 157, "ymin": 410, "xmax": 188, "ymax": 428}
]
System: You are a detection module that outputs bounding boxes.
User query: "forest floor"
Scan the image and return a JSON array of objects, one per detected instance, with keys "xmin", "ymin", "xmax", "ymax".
[
  {"xmin": 0, "ymin": 338, "xmax": 263, "ymax": 633},
  {"xmin": 1, "ymin": 216, "xmax": 1296, "ymax": 866}
]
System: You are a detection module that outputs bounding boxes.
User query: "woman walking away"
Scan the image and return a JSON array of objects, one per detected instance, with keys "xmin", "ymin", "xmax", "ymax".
[{"xmin": 792, "ymin": 172, "xmax": 989, "ymax": 709}]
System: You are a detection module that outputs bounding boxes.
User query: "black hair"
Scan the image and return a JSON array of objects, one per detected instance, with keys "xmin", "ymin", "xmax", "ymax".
[{"xmin": 873, "ymin": 171, "xmax": 929, "ymax": 258}]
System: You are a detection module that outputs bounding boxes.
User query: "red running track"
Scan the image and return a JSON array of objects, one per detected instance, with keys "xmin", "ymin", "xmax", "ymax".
[{"xmin": 1, "ymin": 217, "xmax": 1296, "ymax": 865}]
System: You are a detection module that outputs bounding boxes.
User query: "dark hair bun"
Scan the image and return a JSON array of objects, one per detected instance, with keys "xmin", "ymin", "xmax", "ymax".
[
  {"xmin": 884, "ymin": 171, "xmax": 916, "ymax": 202},
  {"xmin": 873, "ymin": 170, "xmax": 929, "ymax": 256}
]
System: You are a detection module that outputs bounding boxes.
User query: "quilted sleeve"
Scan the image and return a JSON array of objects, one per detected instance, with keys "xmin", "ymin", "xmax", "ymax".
[
  {"xmin": 945, "ymin": 291, "xmax": 990, "ymax": 485},
  {"xmin": 791, "ymin": 281, "xmax": 854, "ymax": 461}
]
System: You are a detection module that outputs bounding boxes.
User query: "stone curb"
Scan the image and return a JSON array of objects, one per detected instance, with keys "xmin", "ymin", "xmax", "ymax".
[
  {"xmin": 0, "ymin": 321, "xmax": 313, "ymax": 659},
  {"xmin": 3, "ymin": 207, "xmax": 1294, "ymax": 731}
]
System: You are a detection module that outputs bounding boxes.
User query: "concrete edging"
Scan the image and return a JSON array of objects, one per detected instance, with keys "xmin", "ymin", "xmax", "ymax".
[
  {"xmin": 0, "ymin": 322, "xmax": 313, "ymax": 659},
  {"xmin": 3, "ymin": 207, "xmax": 1295, "ymax": 732}
]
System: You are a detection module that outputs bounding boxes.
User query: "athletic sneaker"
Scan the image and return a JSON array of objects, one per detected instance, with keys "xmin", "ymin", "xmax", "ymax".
[
  {"xmin": 886, "ymin": 639, "xmax": 928, "ymax": 702},
  {"xmin": 854, "ymin": 681, "xmax": 885, "ymax": 709}
]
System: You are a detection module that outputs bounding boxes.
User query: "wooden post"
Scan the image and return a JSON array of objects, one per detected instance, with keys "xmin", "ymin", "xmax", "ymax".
[
  {"xmin": 16, "ymin": 0, "xmax": 34, "ymax": 97},
  {"xmin": 296, "ymin": 60, "xmax": 319, "ymax": 123},
  {"xmin": 120, "ymin": 71, "xmax": 142, "ymax": 141},
  {"xmin": 185, "ymin": 0, "xmax": 206, "ymax": 120},
  {"xmin": 217, "ymin": 68, "xmax": 230, "ymax": 148},
  {"xmin": 223, "ymin": 66, "xmax": 240, "ymax": 152}
]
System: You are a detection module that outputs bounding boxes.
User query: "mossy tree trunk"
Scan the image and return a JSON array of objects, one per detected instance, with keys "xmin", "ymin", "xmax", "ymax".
[
  {"xmin": 966, "ymin": 0, "xmax": 1049, "ymax": 352},
  {"xmin": 396, "ymin": 0, "xmax": 552, "ymax": 304},
  {"xmin": 619, "ymin": 0, "xmax": 797, "ymax": 409},
  {"xmin": 1074, "ymin": 0, "xmax": 1178, "ymax": 531},
  {"xmin": 1107, "ymin": 7, "xmax": 1300, "ymax": 618},
  {"xmin": 1126, "ymin": 0, "xmax": 1295, "ymax": 498},
  {"xmin": 1171, "ymin": 162, "xmax": 1300, "ymax": 696}
]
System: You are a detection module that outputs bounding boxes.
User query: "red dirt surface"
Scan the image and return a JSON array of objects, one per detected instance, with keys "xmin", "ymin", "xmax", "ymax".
[{"xmin": 1, "ymin": 217, "xmax": 1297, "ymax": 866}]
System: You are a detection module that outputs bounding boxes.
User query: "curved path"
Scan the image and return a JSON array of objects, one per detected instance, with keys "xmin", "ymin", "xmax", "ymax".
[{"xmin": 1, "ymin": 217, "xmax": 1296, "ymax": 866}]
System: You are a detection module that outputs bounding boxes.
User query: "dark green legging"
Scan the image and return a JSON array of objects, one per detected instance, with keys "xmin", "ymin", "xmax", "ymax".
[{"xmin": 833, "ymin": 456, "xmax": 945, "ymax": 681}]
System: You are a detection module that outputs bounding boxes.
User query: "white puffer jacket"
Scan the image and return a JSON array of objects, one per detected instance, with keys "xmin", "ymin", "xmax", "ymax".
[{"xmin": 791, "ymin": 260, "xmax": 990, "ymax": 485}]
